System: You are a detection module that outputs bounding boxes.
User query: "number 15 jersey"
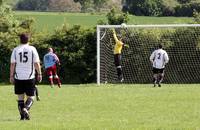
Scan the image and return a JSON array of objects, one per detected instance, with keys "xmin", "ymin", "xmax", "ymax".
[{"xmin": 11, "ymin": 44, "xmax": 40, "ymax": 80}]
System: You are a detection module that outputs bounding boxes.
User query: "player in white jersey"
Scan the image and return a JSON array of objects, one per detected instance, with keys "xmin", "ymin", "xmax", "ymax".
[
  {"xmin": 10, "ymin": 33, "xmax": 42, "ymax": 120},
  {"xmin": 150, "ymin": 44, "xmax": 169, "ymax": 87}
]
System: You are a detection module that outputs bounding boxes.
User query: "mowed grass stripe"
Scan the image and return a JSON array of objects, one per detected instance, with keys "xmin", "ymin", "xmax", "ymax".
[
  {"xmin": 0, "ymin": 84, "xmax": 200, "ymax": 130},
  {"xmin": 14, "ymin": 11, "xmax": 194, "ymax": 32}
]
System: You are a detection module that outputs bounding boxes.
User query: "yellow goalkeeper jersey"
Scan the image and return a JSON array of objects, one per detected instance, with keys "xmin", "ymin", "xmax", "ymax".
[{"xmin": 113, "ymin": 32, "xmax": 123, "ymax": 54}]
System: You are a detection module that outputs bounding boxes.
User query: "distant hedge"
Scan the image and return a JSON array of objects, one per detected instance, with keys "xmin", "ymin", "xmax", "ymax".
[
  {"xmin": 38, "ymin": 25, "xmax": 97, "ymax": 83},
  {"xmin": 0, "ymin": 25, "xmax": 97, "ymax": 84},
  {"xmin": 123, "ymin": 0, "xmax": 200, "ymax": 17}
]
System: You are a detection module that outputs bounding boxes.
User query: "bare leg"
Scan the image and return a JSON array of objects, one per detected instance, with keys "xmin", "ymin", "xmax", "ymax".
[
  {"xmin": 35, "ymin": 86, "xmax": 40, "ymax": 101},
  {"xmin": 153, "ymin": 74, "xmax": 158, "ymax": 87},
  {"xmin": 158, "ymin": 73, "xmax": 164, "ymax": 87}
]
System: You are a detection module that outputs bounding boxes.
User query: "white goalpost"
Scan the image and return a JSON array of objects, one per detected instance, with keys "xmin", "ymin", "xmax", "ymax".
[{"xmin": 97, "ymin": 24, "xmax": 200, "ymax": 85}]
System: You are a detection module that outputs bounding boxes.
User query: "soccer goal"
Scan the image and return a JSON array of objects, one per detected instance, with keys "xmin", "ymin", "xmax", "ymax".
[{"xmin": 97, "ymin": 24, "xmax": 200, "ymax": 85}]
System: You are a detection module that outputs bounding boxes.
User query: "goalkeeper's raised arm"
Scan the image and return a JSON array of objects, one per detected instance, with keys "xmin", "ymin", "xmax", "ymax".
[{"xmin": 113, "ymin": 29, "xmax": 124, "ymax": 55}]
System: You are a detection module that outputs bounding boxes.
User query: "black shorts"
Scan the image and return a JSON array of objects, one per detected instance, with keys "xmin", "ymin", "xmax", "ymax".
[
  {"xmin": 114, "ymin": 54, "xmax": 121, "ymax": 67},
  {"xmin": 14, "ymin": 79, "xmax": 36, "ymax": 96},
  {"xmin": 152, "ymin": 68, "xmax": 164, "ymax": 74}
]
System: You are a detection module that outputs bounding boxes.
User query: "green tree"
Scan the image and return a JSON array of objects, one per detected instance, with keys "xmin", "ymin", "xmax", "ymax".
[
  {"xmin": 16, "ymin": 0, "xmax": 50, "ymax": 11},
  {"xmin": 42, "ymin": 25, "xmax": 96, "ymax": 83},
  {"xmin": 0, "ymin": 1, "xmax": 17, "ymax": 32},
  {"xmin": 193, "ymin": 9, "xmax": 200, "ymax": 23},
  {"xmin": 74, "ymin": 0, "xmax": 109, "ymax": 12},
  {"xmin": 107, "ymin": 8, "xmax": 129, "ymax": 25},
  {"xmin": 93, "ymin": 0, "xmax": 107, "ymax": 11},
  {"xmin": 49, "ymin": 0, "xmax": 81, "ymax": 12},
  {"xmin": 74, "ymin": 0, "xmax": 93, "ymax": 12},
  {"xmin": 177, "ymin": 0, "xmax": 192, "ymax": 4},
  {"xmin": 124, "ymin": 0, "xmax": 163, "ymax": 16},
  {"xmin": 0, "ymin": 1, "xmax": 36, "ymax": 82}
]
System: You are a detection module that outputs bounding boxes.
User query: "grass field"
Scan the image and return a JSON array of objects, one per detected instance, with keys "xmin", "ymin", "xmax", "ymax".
[
  {"xmin": 1, "ymin": 84, "xmax": 200, "ymax": 130},
  {"xmin": 4, "ymin": 0, "xmax": 19, "ymax": 6},
  {"xmin": 14, "ymin": 11, "xmax": 194, "ymax": 32}
]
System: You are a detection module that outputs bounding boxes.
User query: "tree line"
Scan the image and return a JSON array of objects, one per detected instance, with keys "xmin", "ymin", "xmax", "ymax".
[
  {"xmin": 7, "ymin": 0, "xmax": 200, "ymax": 17},
  {"xmin": 123, "ymin": 0, "xmax": 200, "ymax": 16},
  {"xmin": 14, "ymin": 0, "xmax": 122, "ymax": 12}
]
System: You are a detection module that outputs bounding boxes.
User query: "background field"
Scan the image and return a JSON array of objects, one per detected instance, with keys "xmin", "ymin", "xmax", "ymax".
[
  {"xmin": 14, "ymin": 11, "xmax": 194, "ymax": 32},
  {"xmin": 1, "ymin": 84, "xmax": 200, "ymax": 130}
]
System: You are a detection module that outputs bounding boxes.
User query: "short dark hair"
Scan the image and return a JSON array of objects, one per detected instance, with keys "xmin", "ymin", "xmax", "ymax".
[
  {"xmin": 158, "ymin": 44, "xmax": 162, "ymax": 49},
  {"xmin": 20, "ymin": 33, "xmax": 29, "ymax": 44}
]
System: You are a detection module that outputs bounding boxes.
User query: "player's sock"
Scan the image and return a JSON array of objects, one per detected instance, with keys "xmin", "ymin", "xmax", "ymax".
[
  {"xmin": 159, "ymin": 75, "xmax": 164, "ymax": 84},
  {"xmin": 54, "ymin": 75, "xmax": 61, "ymax": 88},
  {"xmin": 153, "ymin": 77, "xmax": 157, "ymax": 87},
  {"xmin": 117, "ymin": 67, "xmax": 122, "ymax": 80},
  {"xmin": 158, "ymin": 74, "xmax": 163, "ymax": 87},
  {"xmin": 23, "ymin": 98, "xmax": 34, "ymax": 120},
  {"xmin": 49, "ymin": 75, "xmax": 54, "ymax": 87},
  {"xmin": 25, "ymin": 98, "xmax": 34, "ymax": 111},
  {"xmin": 18, "ymin": 100, "xmax": 25, "ymax": 120},
  {"xmin": 22, "ymin": 108, "xmax": 30, "ymax": 120},
  {"xmin": 153, "ymin": 77, "xmax": 156, "ymax": 82}
]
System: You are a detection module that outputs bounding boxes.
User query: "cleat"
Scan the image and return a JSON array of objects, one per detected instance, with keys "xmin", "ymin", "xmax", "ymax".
[
  {"xmin": 50, "ymin": 84, "xmax": 54, "ymax": 88},
  {"xmin": 158, "ymin": 84, "xmax": 161, "ymax": 87},
  {"xmin": 118, "ymin": 75, "xmax": 124, "ymax": 83},
  {"xmin": 23, "ymin": 108, "xmax": 30, "ymax": 120},
  {"xmin": 58, "ymin": 83, "xmax": 61, "ymax": 88},
  {"xmin": 153, "ymin": 84, "xmax": 156, "ymax": 87},
  {"xmin": 120, "ymin": 78, "xmax": 124, "ymax": 83},
  {"xmin": 20, "ymin": 115, "xmax": 25, "ymax": 121},
  {"xmin": 36, "ymin": 96, "xmax": 40, "ymax": 101}
]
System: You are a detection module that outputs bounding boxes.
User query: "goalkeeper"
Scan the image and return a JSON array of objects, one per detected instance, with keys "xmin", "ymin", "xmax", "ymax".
[
  {"xmin": 112, "ymin": 29, "xmax": 129, "ymax": 82},
  {"xmin": 150, "ymin": 44, "xmax": 169, "ymax": 87}
]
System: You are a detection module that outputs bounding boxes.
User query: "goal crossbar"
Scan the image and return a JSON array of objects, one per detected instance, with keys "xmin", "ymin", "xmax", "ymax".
[{"xmin": 97, "ymin": 24, "xmax": 200, "ymax": 29}]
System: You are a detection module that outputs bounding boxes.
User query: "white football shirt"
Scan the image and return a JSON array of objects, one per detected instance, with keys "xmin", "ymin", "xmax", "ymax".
[
  {"xmin": 150, "ymin": 49, "xmax": 169, "ymax": 69},
  {"xmin": 11, "ymin": 44, "xmax": 40, "ymax": 80}
]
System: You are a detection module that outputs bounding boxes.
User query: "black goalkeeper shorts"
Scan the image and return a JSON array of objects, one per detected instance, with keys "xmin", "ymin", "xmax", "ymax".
[{"xmin": 14, "ymin": 79, "xmax": 36, "ymax": 96}]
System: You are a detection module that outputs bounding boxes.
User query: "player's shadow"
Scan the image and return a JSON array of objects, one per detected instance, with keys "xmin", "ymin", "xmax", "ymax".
[{"xmin": 1, "ymin": 118, "xmax": 17, "ymax": 122}]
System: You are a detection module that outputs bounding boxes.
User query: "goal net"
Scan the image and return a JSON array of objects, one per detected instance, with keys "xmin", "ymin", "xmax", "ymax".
[{"xmin": 97, "ymin": 24, "xmax": 200, "ymax": 84}]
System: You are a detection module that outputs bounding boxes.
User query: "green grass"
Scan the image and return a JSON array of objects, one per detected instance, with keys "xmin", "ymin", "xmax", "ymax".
[
  {"xmin": 4, "ymin": 0, "xmax": 19, "ymax": 6},
  {"xmin": 14, "ymin": 12, "xmax": 107, "ymax": 32},
  {"xmin": 1, "ymin": 84, "xmax": 200, "ymax": 130},
  {"xmin": 14, "ymin": 11, "xmax": 194, "ymax": 32}
]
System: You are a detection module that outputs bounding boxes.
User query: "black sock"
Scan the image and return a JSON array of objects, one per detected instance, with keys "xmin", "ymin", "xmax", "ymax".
[
  {"xmin": 25, "ymin": 98, "xmax": 34, "ymax": 111},
  {"xmin": 153, "ymin": 77, "xmax": 156, "ymax": 83},
  {"xmin": 117, "ymin": 68, "xmax": 122, "ymax": 79},
  {"xmin": 18, "ymin": 100, "xmax": 25, "ymax": 118},
  {"xmin": 35, "ymin": 87, "xmax": 39, "ymax": 97}
]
